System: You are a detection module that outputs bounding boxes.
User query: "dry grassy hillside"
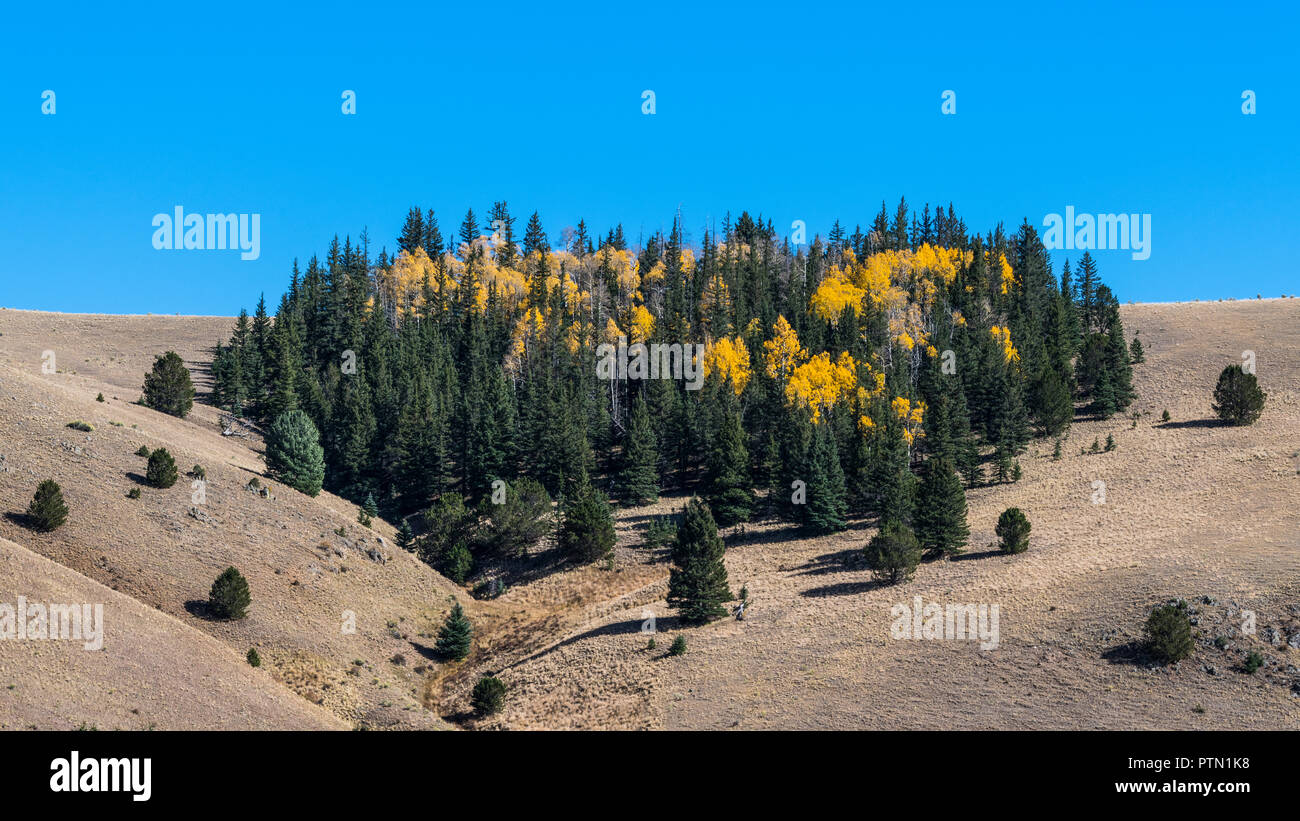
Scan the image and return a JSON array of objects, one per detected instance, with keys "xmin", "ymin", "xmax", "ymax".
[
  {"xmin": 0, "ymin": 535, "xmax": 346, "ymax": 730},
  {"xmin": 1, "ymin": 300, "xmax": 1297, "ymax": 731}
]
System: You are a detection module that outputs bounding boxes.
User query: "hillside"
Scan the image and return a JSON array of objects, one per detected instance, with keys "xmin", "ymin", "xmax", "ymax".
[{"xmin": 1, "ymin": 300, "xmax": 1298, "ymax": 730}]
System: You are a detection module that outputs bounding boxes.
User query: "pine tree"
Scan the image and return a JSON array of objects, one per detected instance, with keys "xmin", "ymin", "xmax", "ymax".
[
  {"xmin": 618, "ymin": 395, "xmax": 659, "ymax": 505},
  {"xmin": 1130, "ymin": 333, "xmax": 1145, "ymax": 364},
  {"xmin": 395, "ymin": 520, "xmax": 414, "ymax": 552},
  {"xmin": 146, "ymin": 448, "xmax": 179, "ymax": 488},
  {"xmin": 666, "ymin": 498, "xmax": 731, "ymax": 624},
  {"xmin": 141, "ymin": 351, "xmax": 195, "ymax": 418},
  {"xmin": 864, "ymin": 520, "xmax": 922, "ymax": 585},
  {"xmin": 265, "ymin": 409, "xmax": 326, "ymax": 496},
  {"xmin": 912, "ymin": 457, "xmax": 969, "ymax": 558},
  {"xmin": 804, "ymin": 423, "xmax": 847, "ymax": 534},
  {"xmin": 26, "ymin": 479, "xmax": 68, "ymax": 532},
  {"xmin": 996, "ymin": 507, "xmax": 1031, "ymax": 554},
  {"xmin": 1032, "ymin": 365, "xmax": 1073, "ymax": 437},
  {"xmin": 434, "ymin": 602, "xmax": 472, "ymax": 661},
  {"xmin": 1212, "ymin": 364, "xmax": 1266, "ymax": 425},
  {"xmin": 209, "ymin": 567, "xmax": 251, "ymax": 620},
  {"xmin": 477, "ymin": 477, "xmax": 552, "ymax": 558},
  {"xmin": 704, "ymin": 393, "xmax": 753, "ymax": 527},
  {"xmin": 559, "ymin": 479, "xmax": 616, "ymax": 563}
]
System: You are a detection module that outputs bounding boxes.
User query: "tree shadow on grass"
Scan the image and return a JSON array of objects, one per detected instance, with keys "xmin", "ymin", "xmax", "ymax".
[
  {"xmin": 951, "ymin": 548, "xmax": 1004, "ymax": 562},
  {"xmin": 183, "ymin": 599, "xmax": 215, "ymax": 620},
  {"xmin": 794, "ymin": 548, "xmax": 865, "ymax": 577},
  {"xmin": 1101, "ymin": 639, "xmax": 1159, "ymax": 667},
  {"xmin": 3, "ymin": 511, "xmax": 35, "ymax": 530},
  {"xmin": 1156, "ymin": 418, "xmax": 1230, "ymax": 430},
  {"xmin": 799, "ymin": 578, "xmax": 888, "ymax": 598},
  {"xmin": 125, "ymin": 472, "xmax": 151, "ymax": 486},
  {"xmin": 502, "ymin": 615, "xmax": 681, "ymax": 671}
]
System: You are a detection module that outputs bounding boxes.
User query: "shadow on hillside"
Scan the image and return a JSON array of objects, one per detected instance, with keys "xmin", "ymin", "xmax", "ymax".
[
  {"xmin": 800, "ymin": 578, "xmax": 887, "ymax": 598},
  {"xmin": 794, "ymin": 548, "xmax": 864, "ymax": 577},
  {"xmin": 1156, "ymin": 418, "xmax": 1230, "ymax": 430},
  {"xmin": 502, "ymin": 615, "xmax": 679, "ymax": 671},
  {"xmin": 183, "ymin": 599, "xmax": 215, "ymax": 620},
  {"xmin": 951, "ymin": 548, "xmax": 1003, "ymax": 562},
  {"xmin": 408, "ymin": 641, "xmax": 444, "ymax": 663},
  {"xmin": 2, "ymin": 511, "xmax": 35, "ymax": 530},
  {"xmin": 1101, "ymin": 639, "xmax": 1158, "ymax": 667}
]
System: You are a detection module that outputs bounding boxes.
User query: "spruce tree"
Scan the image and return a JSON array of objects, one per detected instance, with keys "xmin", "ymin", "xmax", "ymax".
[
  {"xmin": 804, "ymin": 423, "xmax": 848, "ymax": 534},
  {"xmin": 265, "ymin": 409, "xmax": 326, "ymax": 496},
  {"xmin": 704, "ymin": 393, "xmax": 753, "ymax": 527},
  {"xmin": 208, "ymin": 567, "xmax": 251, "ymax": 620},
  {"xmin": 141, "ymin": 351, "xmax": 195, "ymax": 418},
  {"xmin": 912, "ymin": 457, "xmax": 969, "ymax": 558},
  {"xmin": 26, "ymin": 479, "xmax": 68, "ymax": 532},
  {"xmin": 618, "ymin": 395, "xmax": 660, "ymax": 505},
  {"xmin": 1032, "ymin": 365, "xmax": 1073, "ymax": 437},
  {"xmin": 559, "ymin": 479, "xmax": 616, "ymax": 563},
  {"xmin": 666, "ymin": 498, "xmax": 731, "ymax": 624},
  {"xmin": 435, "ymin": 602, "xmax": 472, "ymax": 661},
  {"xmin": 146, "ymin": 448, "xmax": 179, "ymax": 488},
  {"xmin": 1129, "ymin": 333, "xmax": 1145, "ymax": 363}
]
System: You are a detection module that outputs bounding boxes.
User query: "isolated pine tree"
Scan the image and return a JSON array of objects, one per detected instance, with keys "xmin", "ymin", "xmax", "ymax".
[
  {"xmin": 146, "ymin": 448, "xmax": 178, "ymax": 488},
  {"xmin": 1129, "ymin": 333, "xmax": 1145, "ymax": 363},
  {"xmin": 209, "ymin": 567, "xmax": 251, "ymax": 620},
  {"xmin": 559, "ymin": 479, "xmax": 616, "ymax": 563},
  {"xmin": 995, "ymin": 507, "xmax": 1031, "ymax": 554},
  {"xmin": 435, "ymin": 602, "xmax": 472, "ymax": 661},
  {"xmin": 618, "ymin": 395, "xmax": 660, "ymax": 505},
  {"xmin": 265, "ymin": 409, "xmax": 325, "ymax": 496},
  {"xmin": 141, "ymin": 351, "xmax": 195, "ymax": 418},
  {"xmin": 864, "ymin": 520, "xmax": 922, "ymax": 585},
  {"xmin": 1212, "ymin": 364, "xmax": 1266, "ymax": 425},
  {"xmin": 667, "ymin": 498, "xmax": 731, "ymax": 624},
  {"xmin": 471, "ymin": 675, "xmax": 506, "ymax": 716},
  {"xmin": 27, "ymin": 479, "xmax": 68, "ymax": 532},
  {"xmin": 804, "ymin": 424, "xmax": 847, "ymax": 534},
  {"xmin": 913, "ymin": 457, "xmax": 969, "ymax": 558}
]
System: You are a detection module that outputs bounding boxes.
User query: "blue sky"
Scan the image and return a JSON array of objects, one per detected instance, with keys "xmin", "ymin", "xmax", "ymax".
[{"xmin": 1, "ymin": 0, "xmax": 1297, "ymax": 315}]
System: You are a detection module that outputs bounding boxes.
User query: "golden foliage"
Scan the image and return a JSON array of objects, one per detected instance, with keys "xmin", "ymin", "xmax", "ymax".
[
  {"xmin": 762, "ymin": 315, "xmax": 806, "ymax": 380},
  {"xmin": 703, "ymin": 336, "xmax": 752, "ymax": 395},
  {"xmin": 786, "ymin": 351, "xmax": 859, "ymax": 423}
]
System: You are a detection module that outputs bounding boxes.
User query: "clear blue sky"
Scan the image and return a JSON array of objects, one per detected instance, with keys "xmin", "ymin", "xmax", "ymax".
[{"xmin": 2, "ymin": 0, "xmax": 1297, "ymax": 315}]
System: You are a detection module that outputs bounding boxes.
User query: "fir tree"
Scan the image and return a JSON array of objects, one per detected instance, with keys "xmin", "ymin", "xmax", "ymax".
[
  {"xmin": 912, "ymin": 457, "xmax": 969, "ymax": 558},
  {"xmin": 703, "ymin": 392, "xmax": 754, "ymax": 527},
  {"xmin": 141, "ymin": 351, "xmax": 195, "ymax": 418},
  {"xmin": 864, "ymin": 520, "xmax": 922, "ymax": 585},
  {"xmin": 803, "ymin": 423, "xmax": 847, "ymax": 534},
  {"xmin": 617, "ymin": 395, "xmax": 659, "ymax": 505},
  {"xmin": 995, "ymin": 507, "xmax": 1031, "ymax": 554},
  {"xmin": 1130, "ymin": 333, "xmax": 1145, "ymax": 363},
  {"xmin": 559, "ymin": 479, "xmax": 616, "ymax": 563},
  {"xmin": 666, "ymin": 498, "xmax": 731, "ymax": 624},
  {"xmin": 265, "ymin": 409, "xmax": 326, "ymax": 496},
  {"xmin": 26, "ymin": 479, "xmax": 68, "ymax": 532},
  {"xmin": 435, "ymin": 602, "xmax": 472, "ymax": 661}
]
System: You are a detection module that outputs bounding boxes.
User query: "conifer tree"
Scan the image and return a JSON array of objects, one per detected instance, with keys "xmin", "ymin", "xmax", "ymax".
[
  {"xmin": 1032, "ymin": 365, "xmax": 1073, "ymax": 437},
  {"xmin": 146, "ymin": 448, "xmax": 179, "ymax": 489},
  {"xmin": 435, "ymin": 602, "xmax": 472, "ymax": 661},
  {"xmin": 804, "ymin": 423, "xmax": 847, "ymax": 534},
  {"xmin": 559, "ymin": 479, "xmax": 616, "ymax": 563},
  {"xmin": 912, "ymin": 457, "xmax": 969, "ymax": 558},
  {"xmin": 864, "ymin": 520, "xmax": 922, "ymax": 585},
  {"xmin": 704, "ymin": 390, "xmax": 754, "ymax": 527},
  {"xmin": 618, "ymin": 395, "xmax": 659, "ymax": 505},
  {"xmin": 1212, "ymin": 364, "xmax": 1266, "ymax": 425},
  {"xmin": 265, "ymin": 409, "xmax": 326, "ymax": 496},
  {"xmin": 209, "ymin": 567, "xmax": 251, "ymax": 620},
  {"xmin": 26, "ymin": 479, "xmax": 68, "ymax": 532},
  {"xmin": 141, "ymin": 351, "xmax": 195, "ymax": 418},
  {"xmin": 666, "ymin": 498, "xmax": 731, "ymax": 624}
]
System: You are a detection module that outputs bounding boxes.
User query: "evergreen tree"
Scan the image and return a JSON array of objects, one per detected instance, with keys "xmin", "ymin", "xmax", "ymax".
[
  {"xmin": 477, "ymin": 477, "xmax": 552, "ymax": 558},
  {"xmin": 146, "ymin": 448, "xmax": 179, "ymax": 488},
  {"xmin": 912, "ymin": 457, "xmax": 969, "ymax": 558},
  {"xmin": 209, "ymin": 567, "xmax": 251, "ymax": 620},
  {"xmin": 864, "ymin": 520, "xmax": 922, "ymax": 585},
  {"xmin": 703, "ymin": 390, "xmax": 753, "ymax": 527},
  {"xmin": 1212, "ymin": 364, "xmax": 1266, "ymax": 425},
  {"xmin": 1032, "ymin": 365, "xmax": 1073, "ymax": 437},
  {"xmin": 559, "ymin": 479, "xmax": 616, "ymax": 563},
  {"xmin": 666, "ymin": 498, "xmax": 731, "ymax": 624},
  {"xmin": 395, "ymin": 520, "xmax": 414, "ymax": 552},
  {"xmin": 617, "ymin": 395, "xmax": 659, "ymax": 505},
  {"xmin": 1129, "ymin": 333, "xmax": 1145, "ymax": 363},
  {"xmin": 995, "ymin": 507, "xmax": 1031, "ymax": 553},
  {"xmin": 265, "ymin": 409, "xmax": 326, "ymax": 496},
  {"xmin": 26, "ymin": 479, "xmax": 68, "ymax": 532},
  {"xmin": 435, "ymin": 602, "xmax": 472, "ymax": 661},
  {"xmin": 803, "ymin": 423, "xmax": 847, "ymax": 534},
  {"xmin": 141, "ymin": 351, "xmax": 195, "ymax": 418}
]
